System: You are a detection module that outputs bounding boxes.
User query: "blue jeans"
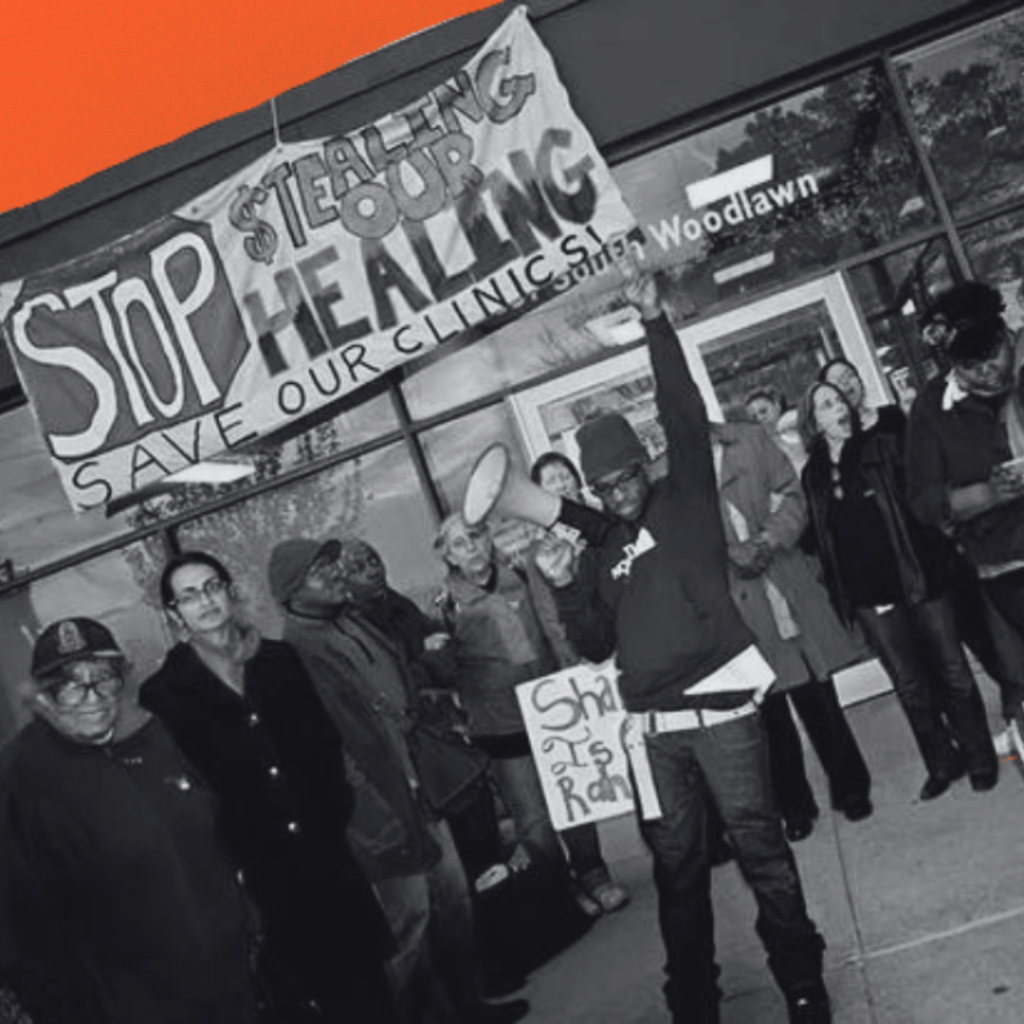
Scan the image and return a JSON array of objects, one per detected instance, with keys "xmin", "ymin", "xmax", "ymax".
[{"xmin": 637, "ymin": 712, "xmax": 825, "ymax": 1024}]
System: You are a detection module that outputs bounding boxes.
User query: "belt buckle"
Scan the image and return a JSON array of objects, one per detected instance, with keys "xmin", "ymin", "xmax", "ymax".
[{"xmin": 646, "ymin": 711, "xmax": 660, "ymax": 736}]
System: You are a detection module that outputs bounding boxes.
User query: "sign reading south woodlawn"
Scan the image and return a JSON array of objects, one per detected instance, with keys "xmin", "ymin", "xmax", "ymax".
[{"xmin": 0, "ymin": 7, "xmax": 637, "ymax": 512}]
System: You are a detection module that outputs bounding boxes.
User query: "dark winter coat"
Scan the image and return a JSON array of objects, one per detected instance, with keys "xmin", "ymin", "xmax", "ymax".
[
  {"xmin": 280, "ymin": 609, "xmax": 442, "ymax": 880},
  {"xmin": 140, "ymin": 638, "xmax": 394, "ymax": 1002},
  {"xmin": 0, "ymin": 716, "xmax": 255, "ymax": 1024},
  {"xmin": 803, "ymin": 427, "xmax": 960, "ymax": 624}
]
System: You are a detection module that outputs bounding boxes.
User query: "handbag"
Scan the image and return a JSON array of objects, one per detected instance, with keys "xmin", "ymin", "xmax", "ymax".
[{"xmin": 406, "ymin": 711, "xmax": 490, "ymax": 816}]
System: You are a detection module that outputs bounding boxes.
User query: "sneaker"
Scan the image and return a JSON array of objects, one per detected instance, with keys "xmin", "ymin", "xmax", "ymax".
[
  {"xmin": 994, "ymin": 728, "xmax": 1013, "ymax": 757},
  {"xmin": 574, "ymin": 888, "xmax": 603, "ymax": 918},
  {"xmin": 590, "ymin": 880, "xmax": 630, "ymax": 913}
]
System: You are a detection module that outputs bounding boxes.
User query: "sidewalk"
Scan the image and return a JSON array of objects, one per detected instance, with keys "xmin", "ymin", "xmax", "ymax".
[{"xmin": 517, "ymin": 680, "xmax": 1024, "ymax": 1023}]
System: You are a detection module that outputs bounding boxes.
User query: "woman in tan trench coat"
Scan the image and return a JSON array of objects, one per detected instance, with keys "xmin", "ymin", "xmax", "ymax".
[{"xmin": 711, "ymin": 420, "xmax": 873, "ymax": 842}]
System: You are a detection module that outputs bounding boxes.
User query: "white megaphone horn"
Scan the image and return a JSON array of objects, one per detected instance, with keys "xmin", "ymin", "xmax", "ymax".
[
  {"xmin": 462, "ymin": 443, "xmax": 560, "ymax": 529},
  {"xmin": 462, "ymin": 443, "xmax": 613, "ymax": 547}
]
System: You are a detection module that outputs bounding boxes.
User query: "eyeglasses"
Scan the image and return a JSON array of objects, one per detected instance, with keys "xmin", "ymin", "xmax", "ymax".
[
  {"xmin": 45, "ymin": 673, "xmax": 124, "ymax": 708},
  {"xmin": 171, "ymin": 576, "xmax": 228, "ymax": 608},
  {"xmin": 591, "ymin": 464, "xmax": 644, "ymax": 499}
]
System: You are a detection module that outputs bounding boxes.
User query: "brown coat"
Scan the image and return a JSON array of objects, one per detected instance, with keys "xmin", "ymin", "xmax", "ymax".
[{"xmin": 712, "ymin": 422, "xmax": 864, "ymax": 693}]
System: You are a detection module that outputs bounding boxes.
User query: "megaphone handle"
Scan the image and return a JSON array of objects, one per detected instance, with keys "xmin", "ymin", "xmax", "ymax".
[{"xmin": 558, "ymin": 499, "xmax": 615, "ymax": 548}]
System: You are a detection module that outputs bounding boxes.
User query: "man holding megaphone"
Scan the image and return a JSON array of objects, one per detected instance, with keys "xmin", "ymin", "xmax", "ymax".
[{"xmin": 532, "ymin": 266, "xmax": 831, "ymax": 1024}]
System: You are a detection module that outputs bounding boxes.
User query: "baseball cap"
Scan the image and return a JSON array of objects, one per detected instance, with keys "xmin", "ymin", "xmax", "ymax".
[
  {"xmin": 31, "ymin": 618, "xmax": 123, "ymax": 680},
  {"xmin": 267, "ymin": 538, "xmax": 341, "ymax": 605}
]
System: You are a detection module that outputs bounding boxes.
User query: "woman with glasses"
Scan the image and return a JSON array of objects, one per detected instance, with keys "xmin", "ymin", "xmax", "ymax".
[
  {"xmin": 0, "ymin": 617, "xmax": 257, "ymax": 1024},
  {"xmin": 141, "ymin": 551, "xmax": 397, "ymax": 1024},
  {"xmin": 798, "ymin": 382, "xmax": 998, "ymax": 802}
]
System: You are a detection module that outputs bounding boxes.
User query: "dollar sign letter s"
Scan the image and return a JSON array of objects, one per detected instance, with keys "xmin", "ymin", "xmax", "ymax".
[{"xmin": 228, "ymin": 185, "xmax": 278, "ymax": 265}]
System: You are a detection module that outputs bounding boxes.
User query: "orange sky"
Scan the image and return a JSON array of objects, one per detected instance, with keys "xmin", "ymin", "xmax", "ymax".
[{"xmin": 1, "ymin": 0, "xmax": 498, "ymax": 217}]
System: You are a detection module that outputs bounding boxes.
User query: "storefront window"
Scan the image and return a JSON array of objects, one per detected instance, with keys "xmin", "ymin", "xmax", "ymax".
[
  {"xmin": 419, "ymin": 403, "xmax": 525, "ymax": 516},
  {"xmin": 896, "ymin": 9, "xmax": 1024, "ymax": 220},
  {"xmin": 846, "ymin": 238, "xmax": 956, "ymax": 396},
  {"xmin": 0, "ymin": 542, "xmax": 168, "ymax": 746},
  {"xmin": 613, "ymin": 64, "xmax": 935, "ymax": 324},
  {"xmin": 123, "ymin": 387, "xmax": 399, "ymax": 528},
  {"xmin": 174, "ymin": 440, "xmax": 439, "ymax": 635},
  {"xmin": 400, "ymin": 277, "xmax": 625, "ymax": 420},
  {"xmin": 0, "ymin": 405, "xmax": 142, "ymax": 581},
  {"xmin": 700, "ymin": 302, "xmax": 840, "ymax": 420},
  {"xmin": 963, "ymin": 210, "xmax": 1024, "ymax": 330}
]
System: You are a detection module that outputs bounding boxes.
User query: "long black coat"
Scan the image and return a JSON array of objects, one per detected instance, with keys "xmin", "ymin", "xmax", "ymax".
[{"xmin": 141, "ymin": 638, "xmax": 394, "ymax": 1011}]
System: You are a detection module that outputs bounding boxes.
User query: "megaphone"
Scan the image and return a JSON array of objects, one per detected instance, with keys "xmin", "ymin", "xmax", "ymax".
[
  {"xmin": 462, "ymin": 443, "xmax": 613, "ymax": 546},
  {"xmin": 463, "ymin": 443, "xmax": 559, "ymax": 529}
]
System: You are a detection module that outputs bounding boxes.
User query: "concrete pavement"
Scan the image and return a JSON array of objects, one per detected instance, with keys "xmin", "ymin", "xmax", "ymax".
[{"xmin": 516, "ymin": 679, "xmax": 1024, "ymax": 1023}]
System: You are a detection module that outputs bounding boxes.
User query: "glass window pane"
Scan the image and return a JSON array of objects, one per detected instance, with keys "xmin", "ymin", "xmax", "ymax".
[
  {"xmin": 701, "ymin": 302, "xmax": 841, "ymax": 420},
  {"xmin": 0, "ymin": 405, "xmax": 142, "ymax": 578},
  {"xmin": 125, "ymin": 388, "xmax": 399, "ymax": 525},
  {"xmin": 613, "ymin": 65, "xmax": 935, "ymax": 322},
  {"xmin": 174, "ymin": 440, "xmax": 440, "ymax": 635},
  {"xmin": 0, "ymin": 542, "xmax": 170, "ymax": 746},
  {"xmin": 896, "ymin": 9, "xmax": 1024, "ymax": 219},
  {"xmin": 846, "ymin": 239, "xmax": 956, "ymax": 394},
  {"xmin": 402, "ymin": 63, "xmax": 935, "ymax": 421},
  {"xmin": 419, "ymin": 404, "xmax": 524, "ymax": 516},
  {"xmin": 963, "ymin": 210, "xmax": 1024, "ymax": 330},
  {"xmin": 400, "ymin": 289, "xmax": 617, "ymax": 420}
]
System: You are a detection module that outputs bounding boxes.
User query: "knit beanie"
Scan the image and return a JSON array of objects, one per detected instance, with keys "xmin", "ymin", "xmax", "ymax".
[
  {"xmin": 268, "ymin": 538, "xmax": 340, "ymax": 605},
  {"xmin": 577, "ymin": 413, "xmax": 647, "ymax": 484}
]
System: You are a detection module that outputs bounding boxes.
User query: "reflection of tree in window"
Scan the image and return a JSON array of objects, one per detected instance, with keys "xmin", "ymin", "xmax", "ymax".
[
  {"xmin": 702, "ymin": 309, "xmax": 837, "ymax": 420},
  {"xmin": 707, "ymin": 67, "xmax": 931, "ymax": 283},
  {"xmin": 898, "ymin": 11, "xmax": 1024, "ymax": 217}
]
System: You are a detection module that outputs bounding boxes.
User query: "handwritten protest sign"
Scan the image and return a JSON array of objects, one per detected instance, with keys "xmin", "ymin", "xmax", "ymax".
[
  {"xmin": 0, "ymin": 7, "xmax": 637, "ymax": 512},
  {"xmin": 516, "ymin": 659, "xmax": 635, "ymax": 831}
]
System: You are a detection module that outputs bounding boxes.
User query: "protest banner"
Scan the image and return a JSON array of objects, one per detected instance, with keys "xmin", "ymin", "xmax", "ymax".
[
  {"xmin": 516, "ymin": 659, "xmax": 635, "ymax": 831},
  {"xmin": 0, "ymin": 6, "xmax": 637, "ymax": 512}
]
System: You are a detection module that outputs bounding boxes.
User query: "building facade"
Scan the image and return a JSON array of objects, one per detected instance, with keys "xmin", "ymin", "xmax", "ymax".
[{"xmin": 0, "ymin": 0, "xmax": 1020, "ymax": 741}]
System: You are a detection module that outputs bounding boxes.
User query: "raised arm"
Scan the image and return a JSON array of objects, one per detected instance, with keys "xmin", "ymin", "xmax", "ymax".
[{"xmin": 626, "ymin": 275, "xmax": 716, "ymax": 496}]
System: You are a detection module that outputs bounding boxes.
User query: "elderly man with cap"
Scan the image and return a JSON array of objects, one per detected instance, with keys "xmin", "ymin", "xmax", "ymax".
[
  {"xmin": 534, "ymin": 271, "xmax": 830, "ymax": 1024},
  {"xmin": 0, "ymin": 617, "xmax": 257, "ymax": 1024},
  {"xmin": 268, "ymin": 537, "xmax": 528, "ymax": 1024}
]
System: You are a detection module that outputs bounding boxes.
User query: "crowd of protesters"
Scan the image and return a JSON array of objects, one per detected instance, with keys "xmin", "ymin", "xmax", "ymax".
[{"xmin": 2, "ymin": 276, "xmax": 1024, "ymax": 1024}]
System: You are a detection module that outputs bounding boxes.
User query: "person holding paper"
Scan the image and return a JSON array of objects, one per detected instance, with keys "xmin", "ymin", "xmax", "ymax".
[
  {"xmin": 906, "ymin": 286, "xmax": 1024, "ymax": 662},
  {"xmin": 534, "ymin": 270, "xmax": 830, "ymax": 1024}
]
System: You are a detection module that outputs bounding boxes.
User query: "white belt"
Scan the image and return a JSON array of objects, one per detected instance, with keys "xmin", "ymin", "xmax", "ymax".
[
  {"xmin": 620, "ymin": 701, "xmax": 759, "ymax": 822},
  {"xmin": 639, "ymin": 701, "xmax": 758, "ymax": 735}
]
